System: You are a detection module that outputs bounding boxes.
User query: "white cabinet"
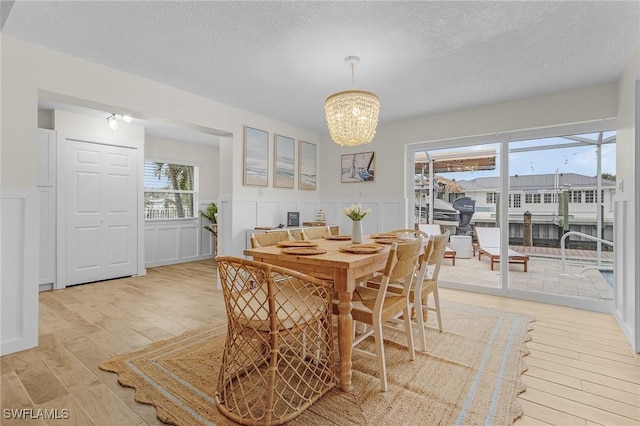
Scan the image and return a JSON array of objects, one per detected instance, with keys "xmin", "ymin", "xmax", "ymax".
[{"xmin": 37, "ymin": 129, "xmax": 56, "ymax": 290}]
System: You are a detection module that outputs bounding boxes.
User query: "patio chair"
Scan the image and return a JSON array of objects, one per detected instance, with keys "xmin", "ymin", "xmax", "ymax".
[
  {"xmin": 334, "ymin": 237, "xmax": 422, "ymax": 391},
  {"xmin": 418, "ymin": 224, "xmax": 457, "ymax": 265},
  {"xmin": 474, "ymin": 226, "xmax": 529, "ymax": 272},
  {"xmin": 250, "ymin": 230, "xmax": 293, "ymax": 248},
  {"xmin": 216, "ymin": 256, "xmax": 335, "ymax": 425}
]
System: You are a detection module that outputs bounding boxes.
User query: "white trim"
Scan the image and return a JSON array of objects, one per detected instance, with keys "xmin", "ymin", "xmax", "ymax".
[{"xmin": 407, "ymin": 118, "xmax": 617, "ymax": 150}]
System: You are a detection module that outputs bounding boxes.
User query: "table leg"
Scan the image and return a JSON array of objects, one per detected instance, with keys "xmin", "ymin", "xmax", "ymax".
[{"xmin": 337, "ymin": 289, "xmax": 353, "ymax": 392}]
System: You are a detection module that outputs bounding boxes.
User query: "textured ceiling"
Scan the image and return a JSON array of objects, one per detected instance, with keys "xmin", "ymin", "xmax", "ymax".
[{"xmin": 2, "ymin": 1, "xmax": 639, "ymax": 137}]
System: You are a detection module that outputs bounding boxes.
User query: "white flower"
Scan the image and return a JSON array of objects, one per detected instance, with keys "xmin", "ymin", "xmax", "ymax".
[{"xmin": 344, "ymin": 204, "xmax": 371, "ymax": 221}]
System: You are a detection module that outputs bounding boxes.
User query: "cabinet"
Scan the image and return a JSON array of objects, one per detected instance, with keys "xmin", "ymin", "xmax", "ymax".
[{"xmin": 37, "ymin": 129, "xmax": 56, "ymax": 290}]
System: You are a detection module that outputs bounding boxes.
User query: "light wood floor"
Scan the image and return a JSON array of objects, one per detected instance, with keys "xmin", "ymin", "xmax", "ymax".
[{"xmin": 1, "ymin": 260, "xmax": 638, "ymax": 425}]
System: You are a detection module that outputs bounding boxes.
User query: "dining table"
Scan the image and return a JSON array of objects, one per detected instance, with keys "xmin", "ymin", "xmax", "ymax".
[{"xmin": 243, "ymin": 236, "xmax": 391, "ymax": 392}]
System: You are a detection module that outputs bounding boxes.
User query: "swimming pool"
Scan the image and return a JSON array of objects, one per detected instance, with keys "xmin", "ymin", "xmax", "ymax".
[{"xmin": 600, "ymin": 270, "xmax": 613, "ymax": 287}]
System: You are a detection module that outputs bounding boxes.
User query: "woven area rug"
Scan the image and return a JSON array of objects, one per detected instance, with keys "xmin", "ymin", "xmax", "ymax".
[{"xmin": 100, "ymin": 301, "xmax": 534, "ymax": 425}]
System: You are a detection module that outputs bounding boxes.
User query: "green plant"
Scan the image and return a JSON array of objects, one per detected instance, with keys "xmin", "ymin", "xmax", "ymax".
[{"xmin": 200, "ymin": 202, "xmax": 218, "ymax": 236}]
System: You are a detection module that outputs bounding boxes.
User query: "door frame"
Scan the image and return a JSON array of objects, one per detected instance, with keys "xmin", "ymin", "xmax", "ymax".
[{"xmin": 56, "ymin": 132, "xmax": 146, "ymax": 289}]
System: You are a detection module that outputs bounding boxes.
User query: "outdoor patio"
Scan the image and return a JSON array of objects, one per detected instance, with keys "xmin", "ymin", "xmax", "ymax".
[{"xmin": 438, "ymin": 245, "xmax": 614, "ymax": 300}]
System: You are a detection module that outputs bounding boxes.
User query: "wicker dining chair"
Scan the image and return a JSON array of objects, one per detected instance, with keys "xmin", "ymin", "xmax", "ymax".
[
  {"xmin": 333, "ymin": 238, "xmax": 422, "ymax": 392},
  {"xmin": 250, "ymin": 230, "xmax": 293, "ymax": 248},
  {"xmin": 366, "ymin": 232, "xmax": 449, "ymax": 352},
  {"xmin": 216, "ymin": 256, "xmax": 335, "ymax": 425},
  {"xmin": 385, "ymin": 228, "xmax": 429, "ymax": 239},
  {"xmin": 301, "ymin": 226, "xmax": 332, "ymax": 240}
]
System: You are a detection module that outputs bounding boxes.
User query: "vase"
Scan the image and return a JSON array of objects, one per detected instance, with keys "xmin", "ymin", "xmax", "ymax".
[{"xmin": 351, "ymin": 220, "xmax": 363, "ymax": 244}]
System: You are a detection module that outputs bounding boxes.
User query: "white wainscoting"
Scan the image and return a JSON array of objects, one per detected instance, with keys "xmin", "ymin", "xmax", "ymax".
[
  {"xmin": 144, "ymin": 202, "xmax": 215, "ymax": 268},
  {"xmin": 1, "ymin": 190, "xmax": 39, "ymax": 356}
]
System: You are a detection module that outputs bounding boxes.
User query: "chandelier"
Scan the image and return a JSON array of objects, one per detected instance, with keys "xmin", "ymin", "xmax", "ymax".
[{"xmin": 325, "ymin": 56, "xmax": 380, "ymax": 146}]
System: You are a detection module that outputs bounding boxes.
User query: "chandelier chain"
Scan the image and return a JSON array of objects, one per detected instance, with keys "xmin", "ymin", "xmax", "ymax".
[{"xmin": 350, "ymin": 62, "xmax": 356, "ymax": 88}]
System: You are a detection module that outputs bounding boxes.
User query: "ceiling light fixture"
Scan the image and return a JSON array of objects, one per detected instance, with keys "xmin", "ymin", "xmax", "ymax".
[
  {"xmin": 121, "ymin": 115, "xmax": 133, "ymax": 123},
  {"xmin": 106, "ymin": 113, "xmax": 119, "ymax": 130},
  {"xmin": 325, "ymin": 56, "xmax": 380, "ymax": 146}
]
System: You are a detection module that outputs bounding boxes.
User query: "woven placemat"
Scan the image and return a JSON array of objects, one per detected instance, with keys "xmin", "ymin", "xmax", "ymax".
[
  {"xmin": 372, "ymin": 237, "xmax": 408, "ymax": 244},
  {"xmin": 281, "ymin": 247, "xmax": 328, "ymax": 255},
  {"xmin": 339, "ymin": 243, "xmax": 386, "ymax": 254},
  {"xmin": 325, "ymin": 235, "xmax": 352, "ymax": 240},
  {"xmin": 276, "ymin": 241, "xmax": 319, "ymax": 248}
]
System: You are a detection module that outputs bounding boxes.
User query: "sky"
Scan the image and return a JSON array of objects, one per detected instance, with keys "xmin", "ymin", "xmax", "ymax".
[{"xmin": 421, "ymin": 132, "xmax": 616, "ymax": 182}]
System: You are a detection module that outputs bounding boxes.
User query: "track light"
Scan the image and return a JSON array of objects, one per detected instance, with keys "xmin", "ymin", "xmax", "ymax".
[
  {"xmin": 121, "ymin": 115, "xmax": 133, "ymax": 123},
  {"xmin": 106, "ymin": 113, "xmax": 119, "ymax": 130}
]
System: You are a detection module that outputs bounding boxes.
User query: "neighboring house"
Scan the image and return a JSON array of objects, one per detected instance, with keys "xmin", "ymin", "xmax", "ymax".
[{"xmin": 450, "ymin": 173, "xmax": 616, "ymax": 245}]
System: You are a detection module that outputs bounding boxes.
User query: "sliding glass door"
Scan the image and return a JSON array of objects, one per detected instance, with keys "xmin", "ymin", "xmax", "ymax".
[{"xmin": 411, "ymin": 125, "xmax": 616, "ymax": 311}]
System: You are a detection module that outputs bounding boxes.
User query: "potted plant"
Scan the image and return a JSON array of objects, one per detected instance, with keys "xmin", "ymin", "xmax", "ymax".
[{"xmin": 200, "ymin": 202, "xmax": 217, "ymax": 236}]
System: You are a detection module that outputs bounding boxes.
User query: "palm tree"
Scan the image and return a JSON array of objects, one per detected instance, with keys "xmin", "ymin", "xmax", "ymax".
[{"xmin": 153, "ymin": 163, "xmax": 193, "ymax": 218}]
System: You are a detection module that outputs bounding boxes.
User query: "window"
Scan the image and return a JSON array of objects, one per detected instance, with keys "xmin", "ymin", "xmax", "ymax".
[
  {"xmin": 512, "ymin": 193, "xmax": 521, "ymax": 208},
  {"xmin": 524, "ymin": 193, "xmax": 540, "ymax": 204},
  {"xmin": 569, "ymin": 190, "xmax": 582, "ymax": 203},
  {"xmin": 486, "ymin": 192, "xmax": 497, "ymax": 204},
  {"xmin": 584, "ymin": 190, "xmax": 595, "ymax": 203},
  {"xmin": 144, "ymin": 161, "xmax": 198, "ymax": 220},
  {"xmin": 509, "ymin": 194, "xmax": 522, "ymax": 208},
  {"xmin": 544, "ymin": 193, "xmax": 557, "ymax": 203}
]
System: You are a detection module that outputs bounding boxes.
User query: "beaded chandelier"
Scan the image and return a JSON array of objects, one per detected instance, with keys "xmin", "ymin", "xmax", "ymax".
[{"xmin": 325, "ymin": 56, "xmax": 380, "ymax": 146}]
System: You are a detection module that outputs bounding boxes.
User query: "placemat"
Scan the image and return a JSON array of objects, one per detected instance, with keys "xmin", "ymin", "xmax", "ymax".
[
  {"xmin": 276, "ymin": 241, "xmax": 318, "ymax": 248},
  {"xmin": 339, "ymin": 243, "xmax": 386, "ymax": 254},
  {"xmin": 281, "ymin": 247, "xmax": 328, "ymax": 255},
  {"xmin": 324, "ymin": 235, "xmax": 352, "ymax": 240}
]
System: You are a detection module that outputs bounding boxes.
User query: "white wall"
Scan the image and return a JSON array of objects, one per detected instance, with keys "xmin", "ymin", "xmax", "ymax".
[
  {"xmin": 319, "ymin": 83, "xmax": 618, "ymax": 202},
  {"xmin": 0, "ymin": 35, "xmax": 320, "ymax": 354},
  {"xmin": 143, "ymin": 135, "xmax": 220, "ymax": 267},
  {"xmin": 0, "ymin": 34, "xmax": 320, "ymax": 249},
  {"xmin": 613, "ymin": 44, "xmax": 639, "ymax": 352},
  {"xmin": 144, "ymin": 134, "xmax": 220, "ymax": 200}
]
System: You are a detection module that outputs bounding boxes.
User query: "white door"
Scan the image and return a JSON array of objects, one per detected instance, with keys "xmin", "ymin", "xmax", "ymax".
[{"xmin": 64, "ymin": 140, "xmax": 138, "ymax": 286}]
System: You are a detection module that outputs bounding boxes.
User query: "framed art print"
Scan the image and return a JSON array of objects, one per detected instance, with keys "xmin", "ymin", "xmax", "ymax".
[
  {"xmin": 341, "ymin": 151, "xmax": 375, "ymax": 183},
  {"xmin": 274, "ymin": 134, "xmax": 295, "ymax": 188},
  {"xmin": 243, "ymin": 126, "xmax": 269, "ymax": 187},
  {"xmin": 298, "ymin": 141, "xmax": 316, "ymax": 190}
]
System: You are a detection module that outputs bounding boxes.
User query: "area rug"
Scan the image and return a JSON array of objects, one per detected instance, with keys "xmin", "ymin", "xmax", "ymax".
[{"xmin": 99, "ymin": 301, "xmax": 534, "ymax": 425}]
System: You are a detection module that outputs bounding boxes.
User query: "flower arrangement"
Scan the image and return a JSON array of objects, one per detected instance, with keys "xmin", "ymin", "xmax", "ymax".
[{"xmin": 343, "ymin": 204, "xmax": 371, "ymax": 221}]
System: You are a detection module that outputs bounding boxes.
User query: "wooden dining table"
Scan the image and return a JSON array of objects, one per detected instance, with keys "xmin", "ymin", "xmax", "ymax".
[{"xmin": 243, "ymin": 237, "xmax": 391, "ymax": 392}]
